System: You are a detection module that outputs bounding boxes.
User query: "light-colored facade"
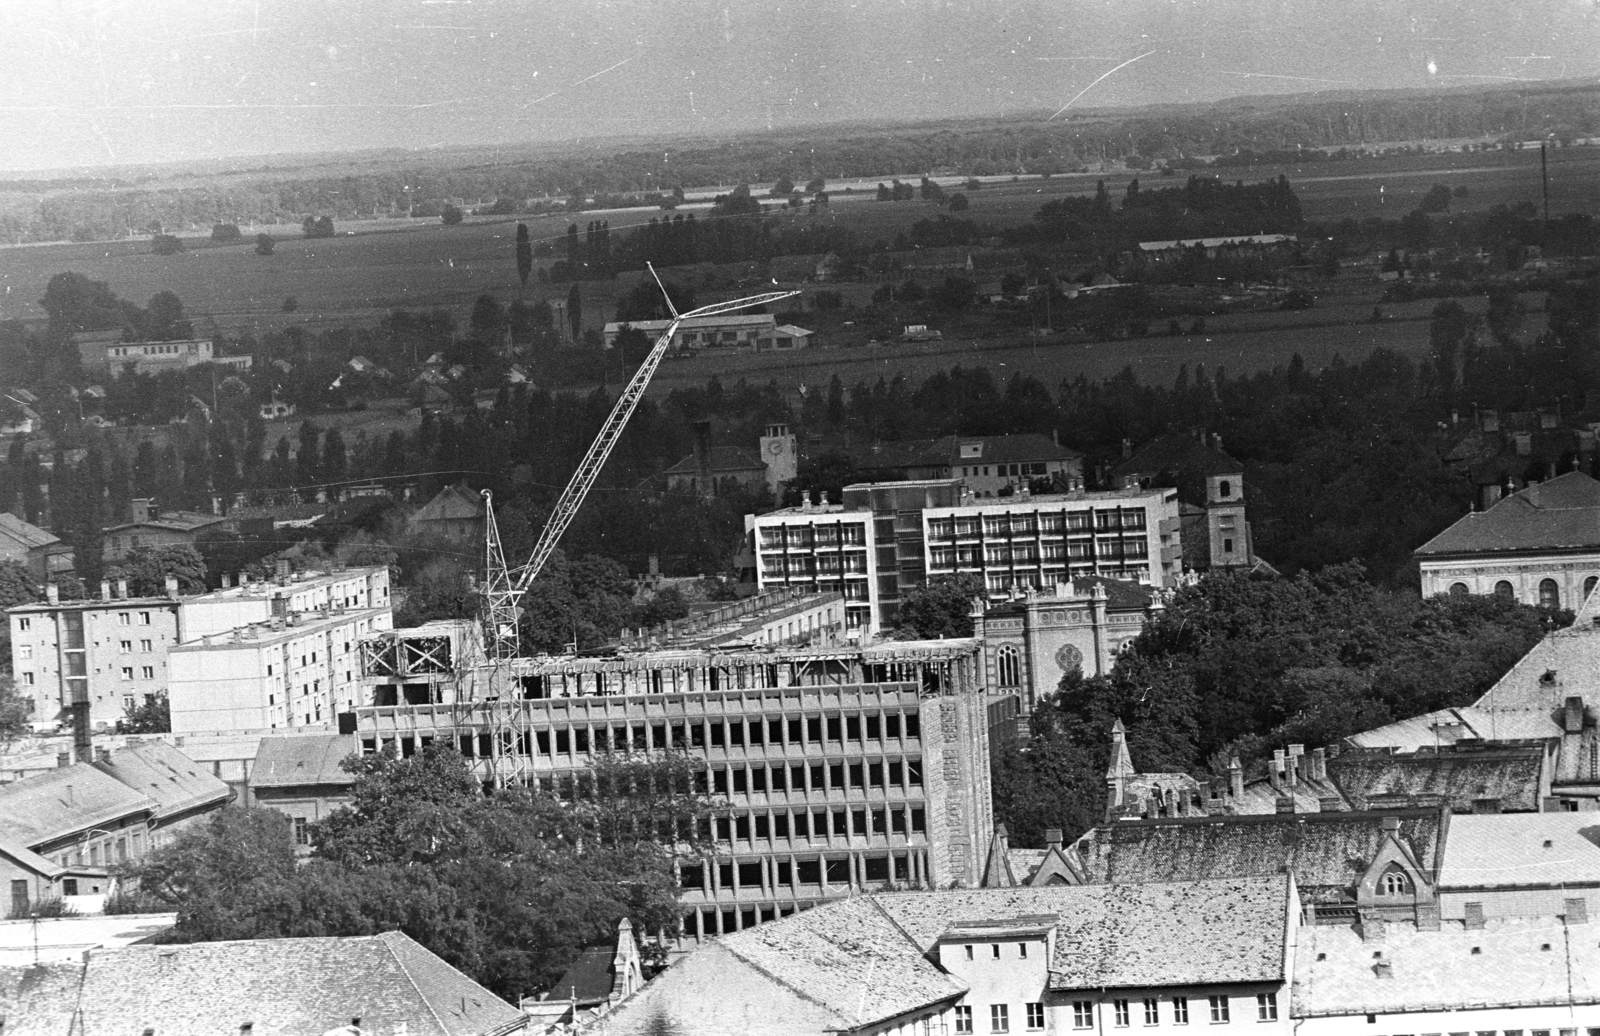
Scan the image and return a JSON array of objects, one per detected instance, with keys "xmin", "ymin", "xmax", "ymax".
[
  {"xmin": 354, "ymin": 641, "xmax": 1005, "ymax": 939},
  {"xmin": 168, "ymin": 606, "xmax": 393, "ymax": 733},
  {"xmin": 748, "ymin": 483, "xmax": 1182, "ymax": 634},
  {"xmin": 78, "ymin": 338, "xmax": 253, "ymax": 378},
  {"xmin": 602, "ymin": 314, "xmax": 780, "ymax": 352}
]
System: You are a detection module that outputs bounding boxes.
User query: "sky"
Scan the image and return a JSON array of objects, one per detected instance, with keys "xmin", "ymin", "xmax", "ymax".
[{"xmin": 1, "ymin": 0, "xmax": 1596, "ymax": 173}]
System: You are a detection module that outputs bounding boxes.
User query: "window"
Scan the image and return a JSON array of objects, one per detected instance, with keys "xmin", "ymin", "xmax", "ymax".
[
  {"xmin": 991, "ymin": 1005, "xmax": 1010, "ymax": 1033},
  {"xmin": 1540, "ymin": 578, "xmax": 1561, "ymax": 609},
  {"xmin": 17, "ymin": 617, "xmax": 29, "ymax": 632},
  {"xmin": 996, "ymin": 646, "xmax": 1021, "ymax": 688},
  {"xmin": 1173, "ymin": 998, "xmax": 1189, "ymax": 1025},
  {"xmin": 1114, "ymin": 1000, "xmax": 1130, "ymax": 1027},
  {"xmin": 955, "ymin": 1006, "xmax": 974, "ymax": 1034},
  {"xmin": 1586, "ymin": 576, "xmax": 1599, "ymax": 601},
  {"xmin": 293, "ymin": 817, "xmax": 308, "ymax": 845},
  {"xmin": 1495, "ymin": 580, "xmax": 1515, "ymax": 598},
  {"xmin": 965, "ymin": 944, "xmax": 975, "ymax": 960},
  {"xmin": 1449, "ymin": 582, "xmax": 1469, "ymax": 595},
  {"xmin": 1224, "ymin": 538, "xmax": 1235, "ymax": 554},
  {"xmin": 1026, "ymin": 1004, "xmax": 1044, "ymax": 1031},
  {"xmin": 140, "ymin": 611, "xmax": 151, "ymax": 624},
  {"xmin": 1208, "ymin": 996, "xmax": 1229, "ymax": 1023},
  {"xmin": 120, "ymin": 640, "xmax": 132, "ymax": 653},
  {"xmin": 140, "ymin": 639, "xmax": 152, "ymax": 652},
  {"xmin": 117, "ymin": 613, "xmax": 129, "ymax": 626},
  {"xmin": 1144, "ymin": 999, "xmax": 1159, "ymax": 1026},
  {"xmin": 17, "ymin": 645, "xmax": 30, "ymax": 659},
  {"xmin": 141, "ymin": 666, "xmax": 154, "ymax": 680},
  {"xmin": 21, "ymin": 672, "xmax": 32, "ymax": 685},
  {"xmin": 1218, "ymin": 479, "xmax": 1232, "ymax": 498},
  {"xmin": 1073, "ymin": 1003, "xmax": 1094, "ymax": 1029},
  {"xmin": 121, "ymin": 667, "xmax": 133, "ymax": 680},
  {"xmin": 1379, "ymin": 864, "xmax": 1412, "ymax": 896},
  {"xmin": 992, "ymin": 944, "xmax": 1001, "ymax": 959},
  {"xmin": 1255, "ymin": 993, "xmax": 1277, "ymax": 1021}
]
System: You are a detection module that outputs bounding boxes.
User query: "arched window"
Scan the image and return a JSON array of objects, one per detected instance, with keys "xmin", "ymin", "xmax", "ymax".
[
  {"xmin": 1586, "ymin": 576, "xmax": 1598, "ymax": 601},
  {"xmin": 1540, "ymin": 578, "xmax": 1561, "ymax": 610},
  {"xmin": 1449, "ymin": 582, "xmax": 1469, "ymax": 596},
  {"xmin": 996, "ymin": 646, "xmax": 1021, "ymax": 688},
  {"xmin": 1218, "ymin": 479, "xmax": 1232, "ymax": 499},
  {"xmin": 1495, "ymin": 580, "xmax": 1515, "ymax": 599},
  {"xmin": 1379, "ymin": 865, "xmax": 1412, "ymax": 897}
]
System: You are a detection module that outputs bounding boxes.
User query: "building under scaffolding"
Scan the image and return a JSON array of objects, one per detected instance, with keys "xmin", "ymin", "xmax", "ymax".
[{"xmin": 350, "ymin": 638, "xmax": 1014, "ymax": 940}]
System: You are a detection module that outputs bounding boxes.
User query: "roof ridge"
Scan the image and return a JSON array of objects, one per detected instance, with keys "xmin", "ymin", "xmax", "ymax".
[
  {"xmin": 379, "ymin": 931, "xmax": 453, "ymax": 1036},
  {"xmin": 715, "ymin": 937, "xmax": 856, "ymax": 1028}
]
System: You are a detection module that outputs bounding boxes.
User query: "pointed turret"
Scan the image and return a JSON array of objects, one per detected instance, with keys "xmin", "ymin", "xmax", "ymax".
[{"xmin": 1105, "ymin": 718, "xmax": 1136, "ymax": 820}]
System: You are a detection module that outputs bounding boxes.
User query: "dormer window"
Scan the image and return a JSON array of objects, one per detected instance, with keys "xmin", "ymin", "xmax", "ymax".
[{"xmin": 1218, "ymin": 479, "xmax": 1232, "ymax": 498}]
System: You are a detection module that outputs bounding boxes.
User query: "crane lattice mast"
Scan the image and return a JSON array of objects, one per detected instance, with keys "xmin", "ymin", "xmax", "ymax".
[{"xmin": 481, "ymin": 266, "xmax": 797, "ymax": 658}]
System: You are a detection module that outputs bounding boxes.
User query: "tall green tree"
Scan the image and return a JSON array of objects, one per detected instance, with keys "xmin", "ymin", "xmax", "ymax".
[
  {"xmin": 515, "ymin": 223, "xmax": 533, "ymax": 286},
  {"xmin": 566, "ymin": 283, "xmax": 583, "ymax": 341}
]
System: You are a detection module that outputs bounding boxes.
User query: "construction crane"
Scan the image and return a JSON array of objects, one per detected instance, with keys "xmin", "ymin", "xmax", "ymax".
[{"xmin": 480, "ymin": 266, "xmax": 798, "ymax": 662}]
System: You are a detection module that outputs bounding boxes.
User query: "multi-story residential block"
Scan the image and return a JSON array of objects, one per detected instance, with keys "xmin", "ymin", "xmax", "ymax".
[
  {"xmin": 353, "ymin": 640, "xmax": 1006, "ymax": 939},
  {"xmin": 167, "ymin": 605, "xmax": 392, "ymax": 733},
  {"xmin": 747, "ymin": 481, "xmax": 1182, "ymax": 633},
  {"xmin": 1414, "ymin": 469, "xmax": 1600, "ymax": 607},
  {"xmin": 6, "ymin": 566, "xmax": 391, "ymax": 733}
]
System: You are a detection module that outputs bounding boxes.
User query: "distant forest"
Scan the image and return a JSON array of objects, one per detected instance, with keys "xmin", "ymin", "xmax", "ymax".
[{"xmin": 2, "ymin": 81, "xmax": 1597, "ymax": 244}]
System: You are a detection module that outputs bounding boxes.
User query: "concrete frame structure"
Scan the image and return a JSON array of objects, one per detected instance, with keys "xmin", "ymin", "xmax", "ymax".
[{"xmin": 352, "ymin": 640, "xmax": 1006, "ymax": 940}]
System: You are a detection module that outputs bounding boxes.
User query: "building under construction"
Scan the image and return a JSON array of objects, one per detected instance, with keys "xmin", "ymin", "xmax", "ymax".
[{"xmin": 351, "ymin": 630, "xmax": 1013, "ymax": 940}]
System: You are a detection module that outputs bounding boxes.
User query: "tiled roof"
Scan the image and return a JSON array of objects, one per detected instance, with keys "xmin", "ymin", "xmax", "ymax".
[
  {"xmin": 72, "ymin": 932, "xmax": 526, "ymax": 1036},
  {"xmin": 1476, "ymin": 618, "xmax": 1600, "ymax": 713},
  {"xmin": 1109, "ymin": 432, "xmax": 1242, "ymax": 481},
  {"xmin": 547, "ymin": 947, "xmax": 620, "ymax": 1005},
  {"xmin": 0, "ymin": 763, "xmax": 157, "ymax": 849},
  {"xmin": 0, "ymin": 512, "xmax": 61, "ymax": 551},
  {"xmin": 1293, "ymin": 915, "xmax": 1600, "ymax": 1017},
  {"xmin": 410, "ymin": 484, "xmax": 485, "ymax": 524},
  {"xmin": 1327, "ymin": 746, "xmax": 1544, "ymax": 812},
  {"xmin": 662, "ymin": 445, "xmax": 766, "ymax": 476},
  {"xmin": 874, "ymin": 878, "xmax": 1290, "ymax": 989},
  {"xmin": 1347, "ymin": 705, "xmax": 1561, "ymax": 751},
  {"xmin": 104, "ymin": 511, "xmax": 226, "ymax": 535},
  {"xmin": 1073, "ymin": 809, "xmax": 1445, "ymax": 899},
  {"xmin": 1415, "ymin": 471, "xmax": 1600, "ymax": 556},
  {"xmin": 1439, "ymin": 811, "xmax": 1600, "ymax": 888},
  {"xmin": 0, "ymin": 833, "xmax": 66, "ymax": 879},
  {"xmin": 716, "ymin": 895, "xmax": 964, "ymax": 1029},
  {"xmin": 0, "ymin": 962, "xmax": 87, "ymax": 1036},
  {"xmin": 251, "ymin": 733, "xmax": 358, "ymax": 789},
  {"xmin": 91, "ymin": 740, "xmax": 233, "ymax": 820}
]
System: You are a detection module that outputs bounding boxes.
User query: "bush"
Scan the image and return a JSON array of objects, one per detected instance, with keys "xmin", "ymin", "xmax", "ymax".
[
  {"xmin": 254, "ymin": 233, "xmax": 275, "ymax": 256},
  {"xmin": 103, "ymin": 885, "xmax": 165, "ymax": 915},
  {"xmin": 440, "ymin": 204, "xmax": 464, "ymax": 226},
  {"xmin": 948, "ymin": 193, "xmax": 969, "ymax": 212},
  {"xmin": 282, "ymin": 296, "xmax": 298, "ymax": 313},
  {"xmin": 211, "ymin": 223, "xmax": 242, "ymax": 243},
  {"xmin": 9, "ymin": 896, "xmax": 75, "ymax": 920},
  {"xmin": 302, "ymin": 216, "xmax": 335, "ymax": 239},
  {"xmin": 151, "ymin": 234, "xmax": 184, "ymax": 255}
]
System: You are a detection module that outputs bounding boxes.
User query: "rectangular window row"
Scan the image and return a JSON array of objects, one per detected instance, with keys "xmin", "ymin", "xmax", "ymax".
[
  {"xmin": 690, "ymin": 804, "xmax": 928, "ymax": 847},
  {"xmin": 681, "ymin": 851, "xmax": 920, "ymax": 905},
  {"xmin": 1076, "ymin": 995, "xmax": 1267, "ymax": 1028},
  {"xmin": 462, "ymin": 711, "xmax": 923, "ymax": 760},
  {"xmin": 701, "ymin": 758, "xmax": 923, "ymax": 795}
]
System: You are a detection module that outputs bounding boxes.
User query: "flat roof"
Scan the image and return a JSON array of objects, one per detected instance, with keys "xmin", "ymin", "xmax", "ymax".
[{"xmin": 172, "ymin": 606, "xmax": 389, "ymax": 650}]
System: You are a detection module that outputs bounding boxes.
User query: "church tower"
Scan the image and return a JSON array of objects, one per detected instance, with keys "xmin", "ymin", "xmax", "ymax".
[
  {"xmin": 760, "ymin": 423, "xmax": 798, "ymax": 496},
  {"xmin": 1204, "ymin": 454, "xmax": 1250, "ymax": 569}
]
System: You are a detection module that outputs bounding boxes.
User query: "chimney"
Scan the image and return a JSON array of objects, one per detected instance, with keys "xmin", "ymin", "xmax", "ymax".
[
  {"xmin": 1565, "ymin": 695, "xmax": 1585, "ymax": 734},
  {"xmin": 65, "ymin": 784, "xmax": 74, "ymax": 807},
  {"xmin": 1228, "ymin": 756, "xmax": 1244, "ymax": 801},
  {"xmin": 1121, "ymin": 437, "xmax": 1132, "ymax": 459},
  {"xmin": 1381, "ymin": 814, "xmax": 1400, "ymax": 834},
  {"xmin": 1287, "ymin": 743, "xmax": 1303, "ymax": 787},
  {"xmin": 1310, "ymin": 747, "xmax": 1327, "ymax": 782},
  {"xmin": 46, "ymin": 582, "xmax": 59, "ymax": 604},
  {"xmin": 1565, "ymin": 897, "xmax": 1588, "ymax": 925},
  {"xmin": 164, "ymin": 575, "xmax": 179, "ymax": 599},
  {"xmin": 220, "ymin": 572, "xmax": 232, "ymax": 589},
  {"xmin": 1372, "ymin": 960, "xmax": 1393, "ymax": 979},
  {"xmin": 1269, "ymin": 748, "xmax": 1286, "ymax": 792},
  {"xmin": 116, "ymin": 578, "xmax": 128, "ymax": 599},
  {"xmin": 1464, "ymin": 902, "xmax": 1486, "ymax": 929},
  {"xmin": 1481, "ymin": 409, "xmax": 1500, "ymax": 432},
  {"xmin": 648, "ymin": 554, "xmax": 660, "ymax": 578},
  {"xmin": 210, "ymin": 493, "xmax": 223, "ymax": 516},
  {"xmin": 100, "ymin": 580, "xmax": 111, "ymax": 601},
  {"xmin": 96, "ymin": 747, "xmax": 111, "ymax": 764},
  {"xmin": 693, "ymin": 419, "xmax": 712, "ymax": 476},
  {"xmin": 1045, "ymin": 828, "xmax": 1063, "ymax": 852},
  {"xmin": 56, "ymin": 752, "xmax": 71, "ymax": 769},
  {"xmin": 275, "ymin": 559, "xmax": 291, "ymax": 586},
  {"xmin": 1052, "ymin": 428, "xmax": 1060, "ymax": 448}
]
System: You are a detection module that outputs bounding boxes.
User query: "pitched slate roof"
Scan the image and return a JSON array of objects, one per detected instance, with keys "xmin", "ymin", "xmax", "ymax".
[
  {"xmin": 1109, "ymin": 431, "xmax": 1242, "ymax": 482},
  {"xmin": 410, "ymin": 484, "xmax": 485, "ymax": 524},
  {"xmin": 1293, "ymin": 915, "xmax": 1600, "ymax": 1017},
  {"xmin": 662, "ymin": 445, "xmax": 766, "ymax": 476},
  {"xmin": 546, "ymin": 947, "xmax": 619, "ymax": 1004},
  {"xmin": 1415, "ymin": 471, "xmax": 1600, "ymax": 556},
  {"xmin": 0, "ymin": 763, "xmax": 157, "ymax": 849},
  {"xmin": 72, "ymin": 932, "xmax": 526, "ymax": 1036},
  {"xmin": 875, "ymin": 877, "xmax": 1290, "ymax": 989},
  {"xmin": 1327, "ymin": 746, "xmax": 1544, "ymax": 812},
  {"xmin": 251, "ymin": 733, "xmax": 358, "ymax": 789},
  {"xmin": 1439, "ymin": 811, "xmax": 1600, "ymax": 888},
  {"xmin": 0, "ymin": 962, "xmax": 87, "ymax": 1036},
  {"xmin": 91, "ymin": 740, "xmax": 233, "ymax": 820},
  {"xmin": 104, "ymin": 511, "xmax": 227, "ymax": 535},
  {"xmin": 1073, "ymin": 809, "xmax": 1445, "ymax": 901},
  {"xmin": 0, "ymin": 512, "xmax": 61, "ymax": 551}
]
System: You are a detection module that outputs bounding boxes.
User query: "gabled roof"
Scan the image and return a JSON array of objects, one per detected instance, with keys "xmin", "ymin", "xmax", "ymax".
[
  {"xmin": 1440, "ymin": 811, "xmax": 1600, "ymax": 889},
  {"xmin": 1327, "ymin": 745, "xmax": 1544, "ymax": 812},
  {"xmin": 0, "ymin": 512, "xmax": 61, "ymax": 551},
  {"xmin": 0, "ymin": 764, "xmax": 158, "ymax": 849},
  {"xmin": 91, "ymin": 741, "xmax": 233, "ymax": 821},
  {"xmin": 1415, "ymin": 471, "xmax": 1600, "ymax": 556},
  {"xmin": 1073, "ymin": 808, "xmax": 1446, "ymax": 900},
  {"xmin": 64, "ymin": 932, "xmax": 526, "ymax": 1036},
  {"xmin": 0, "ymin": 833, "xmax": 67, "ymax": 880},
  {"xmin": 103, "ymin": 511, "xmax": 226, "ymax": 536},
  {"xmin": 251, "ymin": 733, "xmax": 358, "ymax": 789},
  {"xmin": 662, "ymin": 445, "xmax": 766, "ymax": 477},
  {"xmin": 410, "ymin": 484, "xmax": 484, "ymax": 524}
]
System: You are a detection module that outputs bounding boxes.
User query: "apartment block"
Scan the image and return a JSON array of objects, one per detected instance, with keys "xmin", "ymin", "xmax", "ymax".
[
  {"xmin": 168, "ymin": 606, "xmax": 393, "ymax": 733},
  {"xmin": 352, "ymin": 641, "xmax": 1008, "ymax": 939},
  {"xmin": 748, "ymin": 480, "xmax": 1182, "ymax": 633}
]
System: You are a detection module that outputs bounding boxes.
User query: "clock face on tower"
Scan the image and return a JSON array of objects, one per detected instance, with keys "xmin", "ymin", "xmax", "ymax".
[
  {"xmin": 1055, "ymin": 643, "xmax": 1084, "ymax": 676},
  {"xmin": 765, "ymin": 441, "xmax": 787, "ymax": 457}
]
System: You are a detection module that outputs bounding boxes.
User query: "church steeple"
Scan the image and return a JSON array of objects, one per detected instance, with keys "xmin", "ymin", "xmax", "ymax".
[{"xmin": 1105, "ymin": 718, "xmax": 1135, "ymax": 819}]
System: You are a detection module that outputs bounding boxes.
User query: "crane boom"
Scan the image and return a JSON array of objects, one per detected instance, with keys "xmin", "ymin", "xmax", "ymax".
[{"xmin": 482, "ymin": 271, "xmax": 797, "ymax": 656}]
